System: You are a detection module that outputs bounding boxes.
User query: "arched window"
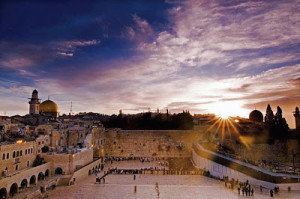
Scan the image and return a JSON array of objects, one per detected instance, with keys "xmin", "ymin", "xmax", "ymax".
[
  {"xmin": 13, "ymin": 151, "xmax": 16, "ymax": 158},
  {"xmin": 55, "ymin": 168, "xmax": 63, "ymax": 175},
  {"xmin": 30, "ymin": 175, "xmax": 36, "ymax": 185},
  {"xmin": 9, "ymin": 183, "xmax": 18, "ymax": 196},
  {"xmin": 0, "ymin": 188, "xmax": 7, "ymax": 199}
]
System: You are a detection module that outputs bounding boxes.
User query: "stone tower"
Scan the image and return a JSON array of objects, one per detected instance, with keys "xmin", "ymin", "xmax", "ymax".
[
  {"xmin": 294, "ymin": 107, "xmax": 300, "ymax": 129},
  {"xmin": 28, "ymin": 89, "xmax": 40, "ymax": 114}
]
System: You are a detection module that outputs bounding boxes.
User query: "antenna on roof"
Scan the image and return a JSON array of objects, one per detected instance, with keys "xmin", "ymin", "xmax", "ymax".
[{"xmin": 69, "ymin": 102, "xmax": 73, "ymax": 115}]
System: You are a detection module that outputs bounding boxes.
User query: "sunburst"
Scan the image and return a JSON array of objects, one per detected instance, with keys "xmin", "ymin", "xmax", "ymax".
[{"xmin": 203, "ymin": 116, "xmax": 252, "ymax": 149}]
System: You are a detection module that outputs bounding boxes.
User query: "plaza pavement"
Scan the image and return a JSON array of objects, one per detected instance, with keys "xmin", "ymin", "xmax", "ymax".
[{"xmin": 46, "ymin": 173, "xmax": 300, "ymax": 199}]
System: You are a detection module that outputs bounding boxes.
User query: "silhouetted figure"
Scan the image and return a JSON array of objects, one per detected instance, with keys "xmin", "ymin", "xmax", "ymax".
[
  {"xmin": 270, "ymin": 189, "xmax": 273, "ymax": 197},
  {"xmin": 260, "ymin": 185, "xmax": 262, "ymax": 192}
]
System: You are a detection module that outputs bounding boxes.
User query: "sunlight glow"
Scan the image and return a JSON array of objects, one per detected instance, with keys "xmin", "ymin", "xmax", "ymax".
[{"xmin": 206, "ymin": 101, "xmax": 249, "ymax": 119}]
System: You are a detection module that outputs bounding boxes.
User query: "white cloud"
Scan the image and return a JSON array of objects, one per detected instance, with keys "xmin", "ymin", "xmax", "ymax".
[{"xmin": 1, "ymin": 57, "xmax": 33, "ymax": 68}]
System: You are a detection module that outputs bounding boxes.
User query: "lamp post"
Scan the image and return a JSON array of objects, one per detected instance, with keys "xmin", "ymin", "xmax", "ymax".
[{"xmin": 292, "ymin": 149, "xmax": 299, "ymax": 174}]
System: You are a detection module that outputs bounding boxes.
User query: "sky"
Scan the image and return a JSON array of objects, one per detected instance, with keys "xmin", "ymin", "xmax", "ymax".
[{"xmin": 0, "ymin": 0, "xmax": 300, "ymax": 128}]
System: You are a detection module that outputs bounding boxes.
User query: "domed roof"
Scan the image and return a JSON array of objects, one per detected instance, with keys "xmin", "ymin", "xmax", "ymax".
[
  {"xmin": 40, "ymin": 100, "xmax": 59, "ymax": 113},
  {"xmin": 249, "ymin": 110, "xmax": 263, "ymax": 122}
]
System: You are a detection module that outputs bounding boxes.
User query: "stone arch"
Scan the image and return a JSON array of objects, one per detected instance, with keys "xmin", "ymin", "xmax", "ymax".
[
  {"xmin": 88, "ymin": 170, "xmax": 91, "ymax": 175},
  {"xmin": 38, "ymin": 172, "xmax": 45, "ymax": 181},
  {"xmin": 0, "ymin": 188, "xmax": 7, "ymax": 199},
  {"xmin": 20, "ymin": 179, "xmax": 28, "ymax": 189},
  {"xmin": 30, "ymin": 175, "xmax": 36, "ymax": 185},
  {"xmin": 9, "ymin": 183, "xmax": 18, "ymax": 197},
  {"xmin": 45, "ymin": 169, "xmax": 49, "ymax": 177},
  {"xmin": 55, "ymin": 168, "xmax": 63, "ymax": 175}
]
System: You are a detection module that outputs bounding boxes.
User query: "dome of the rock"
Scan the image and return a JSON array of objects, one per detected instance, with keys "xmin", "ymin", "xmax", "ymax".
[{"xmin": 40, "ymin": 100, "xmax": 59, "ymax": 113}]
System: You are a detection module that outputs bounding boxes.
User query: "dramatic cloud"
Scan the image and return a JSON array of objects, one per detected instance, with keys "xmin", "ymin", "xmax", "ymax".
[
  {"xmin": 0, "ymin": 39, "xmax": 101, "ymax": 70},
  {"xmin": 54, "ymin": 39, "xmax": 101, "ymax": 56},
  {"xmin": 1, "ymin": 0, "xmax": 300, "ymax": 128}
]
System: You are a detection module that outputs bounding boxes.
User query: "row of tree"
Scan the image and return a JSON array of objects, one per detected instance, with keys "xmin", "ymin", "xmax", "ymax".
[{"xmin": 103, "ymin": 112, "xmax": 194, "ymax": 130}]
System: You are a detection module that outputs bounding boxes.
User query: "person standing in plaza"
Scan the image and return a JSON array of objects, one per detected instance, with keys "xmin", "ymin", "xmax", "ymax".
[
  {"xmin": 134, "ymin": 174, "xmax": 136, "ymax": 180},
  {"xmin": 260, "ymin": 185, "xmax": 262, "ymax": 192}
]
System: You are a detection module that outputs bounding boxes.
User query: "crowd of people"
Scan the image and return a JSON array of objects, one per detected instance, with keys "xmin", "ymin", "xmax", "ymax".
[{"xmin": 223, "ymin": 176, "xmax": 282, "ymax": 198}]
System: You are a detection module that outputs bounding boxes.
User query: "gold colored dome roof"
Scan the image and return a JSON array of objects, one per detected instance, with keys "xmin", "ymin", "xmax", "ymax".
[{"xmin": 40, "ymin": 100, "xmax": 59, "ymax": 113}]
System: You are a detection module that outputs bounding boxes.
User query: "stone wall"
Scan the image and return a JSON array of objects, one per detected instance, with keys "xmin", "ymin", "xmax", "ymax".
[
  {"xmin": 68, "ymin": 158, "xmax": 102, "ymax": 186},
  {"xmin": 192, "ymin": 146, "xmax": 300, "ymax": 191},
  {"xmin": 43, "ymin": 148, "xmax": 93, "ymax": 175},
  {"xmin": 104, "ymin": 130, "xmax": 194, "ymax": 158},
  {"xmin": 223, "ymin": 139, "xmax": 300, "ymax": 165}
]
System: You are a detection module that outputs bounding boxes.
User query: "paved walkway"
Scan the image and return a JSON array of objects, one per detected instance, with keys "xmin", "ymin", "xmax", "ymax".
[{"xmin": 46, "ymin": 174, "xmax": 300, "ymax": 199}]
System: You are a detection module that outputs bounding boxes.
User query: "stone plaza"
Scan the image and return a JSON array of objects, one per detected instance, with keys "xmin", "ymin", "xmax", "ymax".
[{"xmin": 46, "ymin": 166, "xmax": 300, "ymax": 199}]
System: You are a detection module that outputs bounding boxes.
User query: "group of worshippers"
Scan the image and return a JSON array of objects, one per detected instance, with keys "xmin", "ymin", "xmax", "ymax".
[
  {"xmin": 223, "ymin": 175, "xmax": 281, "ymax": 198},
  {"xmin": 237, "ymin": 181, "xmax": 254, "ymax": 196}
]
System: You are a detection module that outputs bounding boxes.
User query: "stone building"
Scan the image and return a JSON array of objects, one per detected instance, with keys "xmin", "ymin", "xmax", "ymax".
[
  {"xmin": 0, "ymin": 141, "xmax": 36, "ymax": 175},
  {"xmin": 43, "ymin": 148, "xmax": 93, "ymax": 175}
]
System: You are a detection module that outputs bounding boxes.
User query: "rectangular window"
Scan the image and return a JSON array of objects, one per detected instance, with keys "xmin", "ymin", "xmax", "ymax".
[
  {"xmin": 13, "ymin": 151, "xmax": 16, "ymax": 158},
  {"xmin": 27, "ymin": 161, "xmax": 30, "ymax": 167},
  {"xmin": 25, "ymin": 149, "xmax": 27, "ymax": 155},
  {"xmin": 20, "ymin": 150, "xmax": 22, "ymax": 156},
  {"xmin": 2, "ymin": 153, "xmax": 5, "ymax": 160},
  {"xmin": 6, "ymin": 153, "xmax": 9, "ymax": 159},
  {"xmin": 16, "ymin": 151, "xmax": 19, "ymax": 157},
  {"xmin": 16, "ymin": 165, "xmax": 18, "ymax": 170},
  {"xmin": 31, "ymin": 148, "xmax": 33, "ymax": 153}
]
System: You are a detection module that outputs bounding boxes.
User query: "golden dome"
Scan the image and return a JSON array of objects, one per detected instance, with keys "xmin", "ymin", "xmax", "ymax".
[{"xmin": 40, "ymin": 100, "xmax": 59, "ymax": 113}]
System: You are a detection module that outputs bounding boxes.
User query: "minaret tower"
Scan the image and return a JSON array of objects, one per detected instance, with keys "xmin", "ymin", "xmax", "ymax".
[
  {"xmin": 28, "ymin": 89, "xmax": 40, "ymax": 114},
  {"xmin": 294, "ymin": 107, "xmax": 300, "ymax": 130}
]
